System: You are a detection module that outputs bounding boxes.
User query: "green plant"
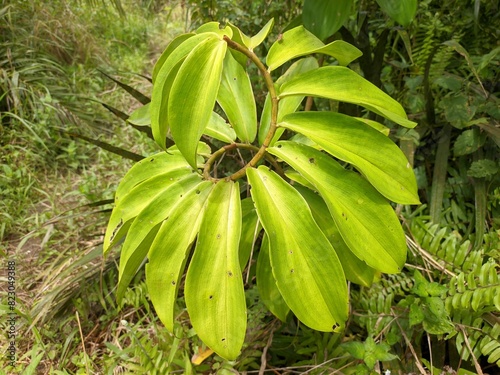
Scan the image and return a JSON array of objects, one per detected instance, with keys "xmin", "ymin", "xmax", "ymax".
[{"xmin": 104, "ymin": 19, "xmax": 419, "ymax": 360}]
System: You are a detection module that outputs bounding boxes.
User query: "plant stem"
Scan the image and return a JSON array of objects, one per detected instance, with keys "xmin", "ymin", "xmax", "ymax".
[
  {"xmin": 221, "ymin": 36, "xmax": 280, "ymax": 181},
  {"xmin": 203, "ymin": 143, "xmax": 284, "ymax": 181}
]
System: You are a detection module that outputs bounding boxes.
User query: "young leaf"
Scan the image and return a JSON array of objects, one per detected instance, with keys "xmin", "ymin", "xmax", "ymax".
[
  {"xmin": 168, "ymin": 37, "xmax": 227, "ymax": 168},
  {"xmin": 249, "ymin": 18, "xmax": 274, "ymax": 50},
  {"xmin": 279, "ymin": 66, "xmax": 417, "ymax": 128},
  {"xmin": 217, "ymin": 51, "xmax": 257, "ymax": 142},
  {"xmin": 279, "ymin": 112, "xmax": 420, "ymax": 204},
  {"xmin": 302, "ymin": 0, "xmax": 353, "ymax": 40},
  {"xmin": 256, "ymin": 234, "xmax": 290, "ymax": 322},
  {"xmin": 266, "ymin": 26, "xmax": 362, "ymax": 71},
  {"xmin": 295, "ymin": 185, "xmax": 376, "ymax": 287},
  {"xmin": 247, "ymin": 166, "xmax": 348, "ymax": 331},
  {"xmin": 204, "ymin": 112, "xmax": 237, "ymax": 144},
  {"xmin": 146, "ymin": 181, "xmax": 214, "ymax": 331},
  {"xmin": 185, "ymin": 180, "xmax": 246, "ymax": 360},
  {"xmin": 117, "ymin": 175, "xmax": 203, "ymax": 302},
  {"xmin": 268, "ymin": 141, "xmax": 407, "ymax": 273}
]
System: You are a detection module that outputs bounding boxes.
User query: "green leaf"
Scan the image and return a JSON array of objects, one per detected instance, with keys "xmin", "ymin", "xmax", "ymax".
[
  {"xmin": 196, "ymin": 22, "xmax": 233, "ymax": 38},
  {"xmin": 127, "ymin": 103, "xmax": 150, "ymax": 126},
  {"xmin": 354, "ymin": 117, "xmax": 390, "ymax": 136},
  {"xmin": 341, "ymin": 341, "xmax": 365, "ymax": 360},
  {"xmin": 268, "ymin": 141, "xmax": 407, "ymax": 273},
  {"xmin": 256, "ymin": 234, "xmax": 290, "ymax": 322},
  {"xmin": 151, "ymin": 33, "xmax": 216, "ymax": 149},
  {"xmin": 375, "ymin": 0, "xmax": 417, "ymax": 26},
  {"xmin": 409, "ymin": 303, "xmax": 424, "ymax": 326},
  {"xmin": 295, "ymin": 185, "xmax": 376, "ymax": 287},
  {"xmin": 266, "ymin": 26, "xmax": 362, "ymax": 71},
  {"xmin": 247, "ymin": 166, "xmax": 348, "ymax": 331},
  {"xmin": 204, "ymin": 112, "xmax": 236, "ymax": 143},
  {"xmin": 117, "ymin": 175, "xmax": 203, "ymax": 302},
  {"xmin": 279, "ymin": 66, "xmax": 417, "ymax": 128},
  {"xmin": 249, "ymin": 18, "xmax": 274, "ymax": 50},
  {"xmin": 168, "ymin": 36, "xmax": 227, "ymax": 168},
  {"xmin": 114, "ymin": 152, "xmax": 193, "ymax": 203},
  {"xmin": 104, "ymin": 167, "xmax": 198, "ymax": 252},
  {"xmin": 259, "ymin": 57, "xmax": 319, "ymax": 145},
  {"xmin": 146, "ymin": 181, "xmax": 214, "ymax": 331},
  {"xmin": 185, "ymin": 180, "xmax": 246, "ymax": 360},
  {"xmin": 442, "ymin": 94, "xmax": 475, "ymax": 129},
  {"xmin": 454, "ymin": 128, "xmax": 483, "ymax": 156},
  {"xmin": 238, "ymin": 198, "xmax": 261, "ymax": 271},
  {"xmin": 302, "ymin": 0, "xmax": 353, "ymax": 40},
  {"xmin": 217, "ymin": 51, "xmax": 257, "ymax": 142},
  {"xmin": 279, "ymin": 112, "xmax": 420, "ymax": 204},
  {"xmin": 468, "ymin": 159, "xmax": 499, "ymax": 178},
  {"xmin": 152, "ymin": 33, "xmax": 194, "ymax": 83},
  {"xmin": 226, "ymin": 22, "xmax": 251, "ymax": 66}
]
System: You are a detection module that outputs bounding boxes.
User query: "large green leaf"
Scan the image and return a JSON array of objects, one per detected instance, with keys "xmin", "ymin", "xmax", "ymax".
[
  {"xmin": 295, "ymin": 185, "xmax": 376, "ymax": 287},
  {"xmin": 259, "ymin": 57, "xmax": 319, "ymax": 145},
  {"xmin": 117, "ymin": 176, "xmax": 202, "ymax": 302},
  {"xmin": 375, "ymin": 0, "xmax": 417, "ymax": 27},
  {"xmin": 279, "ymin": 66, "xmax": 417, "ymax": 128},
  {"xmin": 266, "ymin": 26, "xmax": 362, "ymax": 71},
  {"xmin": 302, "ymin": 0, "xmax": 354, "ymax": 40},
  {"xmin": 247, "ymin": 167, "xmax": 348, "ymax": 331},
  {"xmin": 238, "ymin": 198, "xmax": 261, "ymax": 271},
  {"xmin": 268, "ymin": 141, "xmax": 407, "ymax": 274},
  {"xmin": 114, "ymin": 152, "xmax": 193, "ymax": 202},
  {"xmin": 185, "ymin": 180, "xmax": 246, "ymax": 360},
  {"xmin": 279, "ymin": 112, "xmax": 420, "ymax": 204},
  {"xmin": 104, "ymin": 167, "xmax": 197, "ymax": 252},
  {"xmin": 151, "ymin": 32, "xmax": 216, "ymax": 149},
  {"xmin": 204, "ymin": 112, "xmax": 237, "ymax": 144},
  {"xmin": 256, "ymin": 234, "xmax": 290, "ymax": 322},
  {"xmin": 217, "ymin": 51, "xmax": 257, "ymax": 142},
  {"xmin": 146, "ymin": 181, "xmax": 214, "ymax": 331},
  {"xmin": 168, "ymin": 37, "xmax": 227, "ymax": 167},
  {"xmin": 152, "ymin": 33, "xmax": 194, "ymax": 83}
]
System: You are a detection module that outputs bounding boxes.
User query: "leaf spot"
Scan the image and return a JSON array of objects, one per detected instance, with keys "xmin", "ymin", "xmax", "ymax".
[
  {"xmin": 290, "ymin": 269, "xmax": 294, "ymax": 274},
  {"xmin": 171, "ymin": 280, "xmax": 176, "ymax": 286},
  {"xmin": 209, "ymin": 295, "xmax": 213, "ymax": 300},
  {"xmin": 406, "ymin": 162, "xmax": 411, "ymax": 168},
  {"xmin": 149, "ymin": 158, "xmax": 155, "ymax": 162},
  {"xmin": 227, "ymin": 270, "xmax": 233, "ymax": 277},
  {"xmin": 216, "ymin": 234, "xmax": 221, "ymax": 239},
  {"xmin": 332, "ymin": 323, "xmax": 340, "ymax": 330},
  {"xmin": 277, "ymin": 144, "xmax": 282, "ymax": 148},
  {"xmin": 221, "ymin": 338, "xmax": 226, "ymax": 342},
  {"xmin": 195, "ymin": 189, "xmax": 201, "ymax": 194},
  {"xmin": 288, "ymin": 250, "xmax": 293, "ymax": 254},
  {"xmin": 309, "ymin": 157, "xmax": 315, "ymax": 164}
]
